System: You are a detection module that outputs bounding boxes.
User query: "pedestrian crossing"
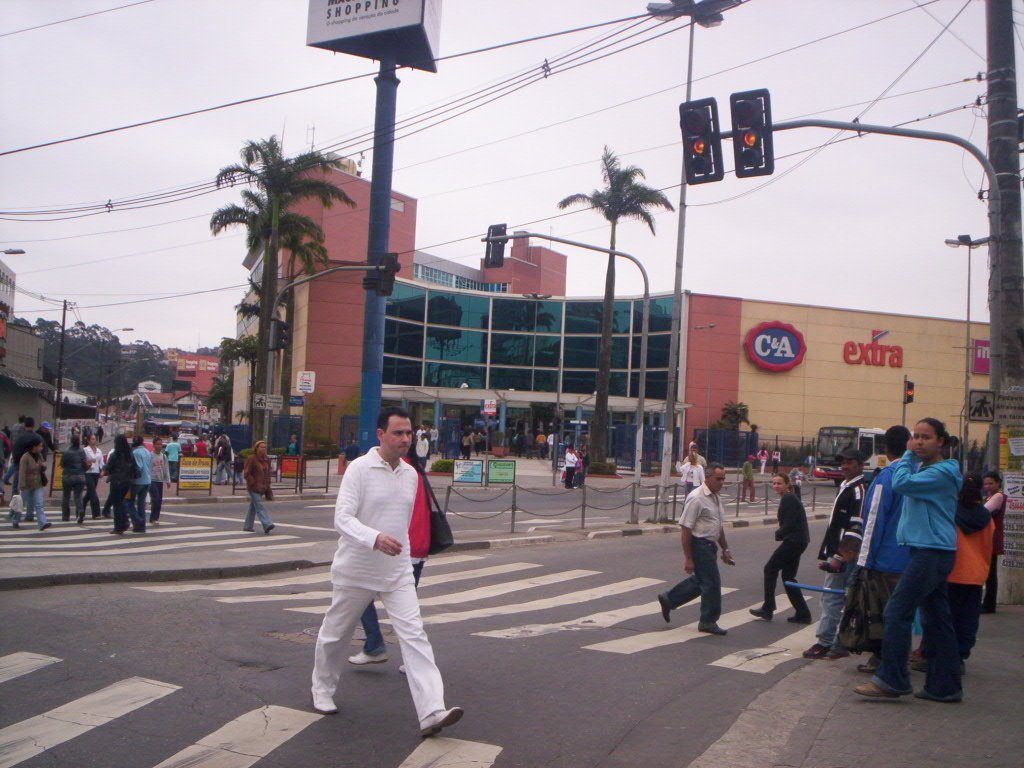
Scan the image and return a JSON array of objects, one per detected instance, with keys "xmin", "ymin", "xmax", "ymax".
[
  {"xmin": 132, "ymin": 554, "xmax": 823, "ymax": 677},
  {"xmin": 0, "ymin": 651, "xmax": 499, "ymax": 768},
  {"xmin": 0, "ymin": 519, "xmax": 301, "ymax": 558}
]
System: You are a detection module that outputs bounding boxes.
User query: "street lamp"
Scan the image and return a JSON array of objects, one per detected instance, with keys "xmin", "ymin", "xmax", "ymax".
[
  {"xmin": 652, "ymin": 0, "xmax": 736, "ymax": 520},
  {"xmin": 694, "ymin": 323, "xmax": 716, "ymax": 430},
  {"xmin": 945, "ymin": 234, "xmax": 990, "ymax": 470}
]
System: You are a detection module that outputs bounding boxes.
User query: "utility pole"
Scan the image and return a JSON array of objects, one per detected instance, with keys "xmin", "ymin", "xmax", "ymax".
[
  {"xmin": 53, "ymin": 299, "xmax": 68, "ymax": 440},
  {"xmin": 901, "ymin": 374, "xmax": 908, "ymax": 425},
  {"xmin": 986, "ymin": 0, "xmax": 1024, "ymax": 603}
]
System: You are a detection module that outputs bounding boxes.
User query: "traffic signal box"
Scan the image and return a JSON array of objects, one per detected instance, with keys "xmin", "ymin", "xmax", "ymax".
[
  {"xmin": 729, "ymin": 89, "xmax": 774, "ymax": 178},
  {"xmin": 904, "ymin": 380, "xmax": 915, "ymax": 404},
  {"xmin": 679, "ymin": 98, "xmax": 725, "ymax": 185},
  {"xmin": 362, "ymin": 253, "xmax": 401, "ymax": 297},
  {"xmin": 484, "ymin": 224, "xmax": 508, "ymax": 268},
  {"xmin": 269, "ymin": 319, "xmax": 290, "ymax": 350}
]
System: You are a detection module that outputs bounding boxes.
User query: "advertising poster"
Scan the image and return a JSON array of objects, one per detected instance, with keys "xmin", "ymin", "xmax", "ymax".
[
  {"xmin": 280, "ymin": 456, "xmax": 305, "ymax": 479},
  {"xmin": 486, "ymin": 459, "xmax": 516, "ymax": 485},
  {"xmin": 178, "ymin": 456, "xmax": 213, "ymax": 491},
  {"xmin": 453, "ymin": 459, "xmax": 484, "ymax": 485}
]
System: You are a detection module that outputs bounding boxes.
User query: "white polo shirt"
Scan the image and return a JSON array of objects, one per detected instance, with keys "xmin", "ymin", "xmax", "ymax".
[{"xmin": 330, "ymin": 446, "xmax": 419, "ymax": 592}]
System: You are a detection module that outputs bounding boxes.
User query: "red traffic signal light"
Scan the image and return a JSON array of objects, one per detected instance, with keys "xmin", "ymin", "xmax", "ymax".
[
  {"xmin": 729, "ymin": 89, "xmax": 774, "ymax": 178},
  {"xmin": 679, "ymin": 98, "xmax": 724, "ymax": 185},
  {"xmin": 904, "ymin": 381, "xmax": 915, "ymax": 404}
]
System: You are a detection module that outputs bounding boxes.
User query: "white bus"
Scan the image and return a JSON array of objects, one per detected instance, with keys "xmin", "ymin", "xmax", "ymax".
[{"xmin": 814, "ymin": 426, "xmax": 887, "ymax": 485}]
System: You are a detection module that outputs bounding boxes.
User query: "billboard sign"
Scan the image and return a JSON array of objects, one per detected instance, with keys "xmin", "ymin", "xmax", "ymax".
[
  {"xmin": 178, "ymin": 457, "xmax": 213, "ymax": 491},
  {"xmin": 972, "ymin": 339, "xmax": 990, "ymax": 375},
  {"xmin": 743, "ymin": 321, "xmax": 806, "ymax": 372}
]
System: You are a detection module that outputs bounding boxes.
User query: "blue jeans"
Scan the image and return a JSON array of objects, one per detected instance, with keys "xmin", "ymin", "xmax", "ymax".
[
  {"xmin": 110, "ymin": 482, "xmax": 133, "ymax": 532},
  {"xmin": 362, "ymin": 560, "xmax": 424, "ymax": 655},
  {"xmin": 15, "ymin": 488, "xmax": 48, "ymax": 529},
  {"xmin": 816, "ymin": 567, "xmax": 850, "ymax": 647},
  {"xmin": 244, "ymin": 491, "xmax": 273, "ymax": 531},
  {"xmin": 149, "ymin": 482, "xmax": 164, "ymax": 522},
  {"xmin": 661, "ymin": 537, "xmax": 722, "ymax": 625},
  {"xmin": 132, "ymin": 484, "xmax": 149, "ymax": 531},
  {"xmin": 873, "ymin": 547, "xmax": 960, "ymax": 698},
  {"xmin": 169, "ymin": 461, "xmax": 179, "ymax": 482}
]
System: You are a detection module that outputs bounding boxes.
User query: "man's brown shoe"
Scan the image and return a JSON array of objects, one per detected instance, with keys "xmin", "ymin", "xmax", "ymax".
[{"xmin": 853, "ymin": 681, "xmax": 900, "ymax": 699}]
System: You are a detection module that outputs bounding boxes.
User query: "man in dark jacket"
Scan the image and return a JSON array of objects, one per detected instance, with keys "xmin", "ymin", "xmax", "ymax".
[
  {"xmin": 803, "ymin": 446, "xmax": 868, "ymax": 659},
  {"xmin": 10, "ymin": 417, "xmax": 39, "ymax": 497}
]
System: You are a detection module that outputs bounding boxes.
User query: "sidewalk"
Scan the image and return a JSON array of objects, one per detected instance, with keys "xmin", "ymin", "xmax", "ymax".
[{"xmin": 689, "ymin": 606, "xmax": 1024, "ymax": 768}]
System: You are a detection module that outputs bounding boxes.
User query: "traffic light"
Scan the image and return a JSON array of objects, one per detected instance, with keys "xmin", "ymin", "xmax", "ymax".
[
  {"xmin": 362, "ymin": 253, "xmax": 401, "ymax": 296},
  {"xmin": 729, "ymin": 88, "xmax": 774, "ymax": 178},
  {"xmin": 904, "ymin": 380, "xmax": 915, "ymax": 404},
  {"xmin": 484, "ymin": 224, "xmax": 508, "ymax": 268},
  {"xmin": 269, "ymin": 319, "xmax": 290, "ymax": 350},
  {"xmin": 679, "ymin": 97, "xmax": 725, "ymax": 185}
]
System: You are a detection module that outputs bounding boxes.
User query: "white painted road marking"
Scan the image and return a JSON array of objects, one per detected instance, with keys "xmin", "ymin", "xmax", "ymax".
[
  {"xmin": 295, "ymin": 577, "xmax": 663, "ymax": 624},
  {"xmin": 225, "ymin": 541, "xmax": 318, "ymax": 553},
  {"xmin": 0, "ymin": 535, "xmax": 297, "ymax": 558},
  {"xmin": 150, "ymin": 705, "xmax": 319, "ymax": 768},
  {"xmin": 709, "ymin": 621, "xmax": 819, "ymax": 674},
  {"xmin": 0, "ymin": 653, "xmax": 61, "ymax": 684},
  {"xmin": 398, "ymin": 737, "xmax": 502, "ymax": 767},
  {"xmin": 0, "ymin": 529, "xmax": 249, "ymax": 551},
  {"xmin": 473, "ymin": 587, "xmax": 739, "ymax": 640},
  {"xmin": 0, "ymin": 525, "xmax": 203, "ymax": 545},
  {"xmin": 0, "ymin": 676, "xmax": 179, "ymax": 768},
  {"xmin": 0, "ymin": 521, "xmax": 178, "ymax": 538},
  {"xmin": 160, "ymin": 511, "xmax": 335, "ymax": 533},
  {"xmin": 418, "ymin": 569, "xmax": 600, "ymax": 607}
]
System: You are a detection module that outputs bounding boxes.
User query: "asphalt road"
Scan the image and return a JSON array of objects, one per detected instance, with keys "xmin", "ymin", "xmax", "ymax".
[{"xmin": 0, "ymin": 522, "xmax": 836, "ymax": 768}]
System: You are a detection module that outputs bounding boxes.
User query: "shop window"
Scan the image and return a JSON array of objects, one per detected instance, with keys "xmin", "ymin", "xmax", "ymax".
[
  {"xmin": 425, "ymin": 327, "xmax": 488, "ymax": 364},
  {"xmin": 385, "ymin": 283, "xmax": 425, "ymax": 322},
  {"xmin": 490, "ymin": 333, "xmax": 534, "ymax": 366},
  {"xmin": 631, "ymin": 370, "xmax": 668, "ymax": 400},
  {"xmin": 489, "ymin": 367, "xmax": 533, "ymax": 390},
  {"xmin": 564, "ymin": 337, "xmax": 598, "ymax": 368},
  {"xmin": 383, "ymin": 357, "xmax": 422, "ymax": 386},
  {"xmin": 631, "ymin": 333, "xmax": 671, "ymax": 368},
  {"xmin": 384, "ymin": 320, "xmax": 424, "ymax": 358},
  {"xmin": 425, "ymin": 362, "xmax": 485, "ymax": 389},
  {"xmin": 427, "ymin": 290, "xmax": 490, "ymax": 329}
]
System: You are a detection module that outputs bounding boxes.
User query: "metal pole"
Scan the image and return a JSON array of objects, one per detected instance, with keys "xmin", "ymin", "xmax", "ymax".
[
  {"xmin": 581, "ymin": 484, "xmax": 587, "ymax": 529},
  {"xmin": 510, "ymin": 483, "xmax": 517, "ymax": 534},
  {"xmin": 902, "ymin": 373, "xmax": 908, "ymax": 425},
  {"xmin": 630, "ymin": 482, "xmax": 637, "ymax": 525},
  {"xmin": 963, "ymin": 249, "xmax": 972, "ymax": 470},
  {"xmin": 659, "ymin": 21, "xmax": 697, "ymax": 524},
  {"xmin": 357, "ymin": 53, "xmax": 400, "ymax": 454},
  {"xmin": 261, "ymin": 197, "xmax": 281, "ymax": 448},
  {"xmin": 53, "ymin": 299, "xmax": 68, "ymax": 435}
]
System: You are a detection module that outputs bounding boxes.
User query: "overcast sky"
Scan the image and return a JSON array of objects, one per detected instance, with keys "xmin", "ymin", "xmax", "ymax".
[{"xmin": 1, "ymin": 0, "xmax": 1018, "ymax": 350}]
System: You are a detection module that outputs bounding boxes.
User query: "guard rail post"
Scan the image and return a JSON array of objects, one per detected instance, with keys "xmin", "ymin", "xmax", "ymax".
[
  {"xmin": 324, "ymin": 456, "xmax": 330, "ymax": 492},
  {"xmin": 735, "ymin": 481, "xmax": 741, "ymax": 517},
  {"xmin": 672, "ymin": 484, "xmax": 679, "ymax": 521},
  {"xmin": 764, "ymin": 483, "xmax": 769, "ymax": 516},
  {"xmin": 812, "ymin": 483, "xmax": 817, "ymax": 512},
  {"xmin": 208, "ymin": 458, "xmax": 214, "ymax": 497},
  {"xmin": 443, "ymin": 485, "xmax": 451, "ymax": 517},
  {"xmin": 580, "ymin": 485, "xmax": 587, "ymax": 529},
  {"xmin": 510, "ymin": 484, "xmax": 517, "ymax": 534},
  {"xmin": 298, "ymin": 454, "xmax": 304, "ymax": 495},
  {"xmin": 629, "ymin": 482, "xmax": 637, "ymax": 525}
]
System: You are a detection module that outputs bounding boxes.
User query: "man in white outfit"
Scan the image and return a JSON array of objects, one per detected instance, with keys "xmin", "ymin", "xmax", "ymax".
[{"xmin": 310, "ymin": 406, "xmax": 463, "ymax": 737}]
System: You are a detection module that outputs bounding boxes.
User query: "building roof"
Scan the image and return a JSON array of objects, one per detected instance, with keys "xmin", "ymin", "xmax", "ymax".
[{"xmin": 0, "ymin": 368, "xmax": 54, "ymax": 392}]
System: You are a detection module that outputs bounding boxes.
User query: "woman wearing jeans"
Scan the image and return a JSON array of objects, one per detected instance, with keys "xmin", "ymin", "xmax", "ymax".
[
  {"xmin": 854, "ymin": 418, "xmax": 963, "ymax": 703},
  {"xmin": 242, "ymin": 441, "xmax": 275, "ymax": 534},
  {"xmin": 14, "ymin": 435, "xmax": 51, "ymax": 531},
  {"xmin": 83, "ymin": 433, "xmax": 104, "ymax": 519}
]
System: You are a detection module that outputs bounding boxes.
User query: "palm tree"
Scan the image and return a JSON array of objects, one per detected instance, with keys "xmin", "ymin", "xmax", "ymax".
[
  {"xmin": 557, "ymin": 147, "xmax": 674, "ymax": 464},
  {"xmin": 719, "ymin": 401, "xmax": 751, "ymax": 430},
  {"xmin": 210, "ymin": 136, "xmax": 354, "ymax": 441},
  {"xmin": 219, "ymin": 335, "xmax": 261, "ymax": 428}
]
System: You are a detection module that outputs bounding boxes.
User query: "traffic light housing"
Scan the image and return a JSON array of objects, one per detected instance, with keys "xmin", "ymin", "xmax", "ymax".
[
  {"xmin": 362, "ymin": 253, "xmax": 401, "ymax": 296},
  {"xmin": 269, "ymin": 319, "xmax": 290, "ymax": 350},
  {"xmin": 729, "ymin": 88, "xmax": 774, "ymax": 178},
  {"xmin": 484, "ymin": 224, "xmax": 508, "ymax": 268},
  {"xmin": 679, "ymin": 98, "xmax": 725, "ymax": 185},
  {"xmin": 904, "ymin": 380, "xmax": 915, "ymax": 404}
]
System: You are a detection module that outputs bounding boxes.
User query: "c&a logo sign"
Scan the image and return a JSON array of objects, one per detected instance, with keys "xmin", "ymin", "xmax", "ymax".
[{"xmin": 744, "ymin": 321, "xmax": 806, "ymax": 372}]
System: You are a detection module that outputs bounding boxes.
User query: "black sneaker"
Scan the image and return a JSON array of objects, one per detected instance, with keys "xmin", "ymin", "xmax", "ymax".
[
  {"xmin": 697, "ymin": 623, "xmax": 728, "ymax": 635},
  {"xmin": 788, "ymin": 614, "xmax": 813, "ymax": 624},
  {"xmin": 40, "ymin": 522, "xmax": 52, "ymax": 531},
  {"xmin": 658, "ymin": 594, "xmax": 671, "ymax": 623},
  {"xmin": 749, "ymin": 608, "xmax": 773, "ymax": 621},
  {"xmin": 264, "ymin": 524, "xmax": 275, "ymax": 535}
]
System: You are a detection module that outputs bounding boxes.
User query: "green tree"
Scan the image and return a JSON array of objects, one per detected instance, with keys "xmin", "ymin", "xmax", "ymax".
[
  {"xmin": 219, "ymin": 335, "xmax": 260, "ymax": 425},
  {"xmin": 557, "ymin": 147, "xmax": 674, "ymax": 463},
  {"xmin": 206, "ymin": 370, "xmax": 234, "ymax": 421},
  {"xmin": 210, "ymin": 136, "xmax": 354, "ymax": 441},
  {"xmin": 718, "ymin": 401, "xmax": 750, "ymax": 430}
]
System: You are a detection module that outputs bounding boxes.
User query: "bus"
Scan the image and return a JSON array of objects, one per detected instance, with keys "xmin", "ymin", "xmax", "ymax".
[{"xmin": 814, "ymin": 426, "xmax": 886, "ymax": 485}]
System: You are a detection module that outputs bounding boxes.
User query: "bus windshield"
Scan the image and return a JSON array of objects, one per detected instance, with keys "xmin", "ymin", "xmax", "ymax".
[{"xmin": 817, "ymin": 427, "xmax": 858, "ymax": 465}]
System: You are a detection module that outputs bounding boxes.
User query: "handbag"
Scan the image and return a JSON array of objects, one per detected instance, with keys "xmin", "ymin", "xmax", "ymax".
[
  {"xmin": 9, "ymin": 494, "xmax": 23, "ymax": 515},
  {"xmin": 422, "ymin": 473, "xmax": 453, "ymax": 555}
]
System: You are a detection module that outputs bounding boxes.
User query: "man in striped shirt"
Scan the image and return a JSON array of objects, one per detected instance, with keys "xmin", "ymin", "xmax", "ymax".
[{"xmin": 802, "ymin": 446, "xmax": 868, "ymax": 660}]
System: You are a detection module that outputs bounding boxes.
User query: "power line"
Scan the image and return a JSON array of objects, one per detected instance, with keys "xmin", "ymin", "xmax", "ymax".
[
  {"xmin": 18, "ymin": 282, "xmax": 249, "ymax": 312},
  {"xmin": 0, "ymin": 0, "xmax": 157, "ymax": 38},
  {"xmin": 0, "ymin": 12, "xmax": 650, "ymax": 159}
]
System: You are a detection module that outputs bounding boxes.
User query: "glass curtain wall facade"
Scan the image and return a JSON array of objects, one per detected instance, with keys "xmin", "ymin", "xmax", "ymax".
[{"xmin": 382, "ymin": 280, "xmax": 673, "ymax": 401}]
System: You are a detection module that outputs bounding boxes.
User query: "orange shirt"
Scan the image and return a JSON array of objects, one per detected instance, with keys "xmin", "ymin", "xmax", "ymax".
[{"xmin": 948, "ymin": 520, "xmax": 994, "ymax": 586}]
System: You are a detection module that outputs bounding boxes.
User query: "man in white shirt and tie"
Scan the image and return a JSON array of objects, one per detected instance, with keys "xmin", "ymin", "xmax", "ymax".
[{"xmin": 310, "ymin": 406, "xmax": 463, "ymax": 737}]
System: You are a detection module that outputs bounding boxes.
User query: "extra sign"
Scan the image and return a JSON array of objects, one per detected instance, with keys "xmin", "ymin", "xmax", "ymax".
[{"xmin": 743, "ymin": 321, "xmax": 806, "ymax": 372}]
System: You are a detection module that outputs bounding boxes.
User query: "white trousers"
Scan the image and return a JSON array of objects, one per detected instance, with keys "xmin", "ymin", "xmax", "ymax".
[{"xmin": 311, "ymin": 582, "xmax": 445, "ymax": 723}]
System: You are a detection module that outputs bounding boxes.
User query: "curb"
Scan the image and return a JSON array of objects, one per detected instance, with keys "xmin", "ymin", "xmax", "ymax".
[
  {"xmin": 587, "ymin": 527, "xmax": 676, "ymax": 540},
  {"xmin": 449, "ymin": 535, "xmax": 556, "ymax": 551}
]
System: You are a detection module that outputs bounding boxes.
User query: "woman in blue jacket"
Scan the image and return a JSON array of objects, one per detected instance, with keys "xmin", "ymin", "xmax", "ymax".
[{"xmin": 854, "ymin": 417, "xmax": 963, "ymax": 703}]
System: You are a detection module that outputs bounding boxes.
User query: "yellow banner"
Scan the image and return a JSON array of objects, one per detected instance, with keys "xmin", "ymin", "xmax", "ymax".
[{"xmin": 178, "ymin": 456, "xmax": 213, "ymax": 490}]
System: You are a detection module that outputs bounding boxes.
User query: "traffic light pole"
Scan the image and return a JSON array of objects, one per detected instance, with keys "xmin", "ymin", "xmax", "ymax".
[{"xmin": 260, "ymin": 262, "xmax": 393, "ymax": 446}]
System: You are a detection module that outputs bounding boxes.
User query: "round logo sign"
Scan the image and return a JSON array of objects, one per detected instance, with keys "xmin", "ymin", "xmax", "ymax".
[{"xmin": 744, "ymin": 321, "xmax": 806, "ymax": 372}]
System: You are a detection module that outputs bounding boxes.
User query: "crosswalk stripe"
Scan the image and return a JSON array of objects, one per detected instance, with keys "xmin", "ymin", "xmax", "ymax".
[
  {"xmin": 0, "ymin": 676, "xmax": 179, "ymax": 768},
  {"xmin": 583, "ymin": 595, "xmax": 786, "ymax": 655},
  {"xmin": 473, "ymin": 588, "xmax": 737, "ymax": 640},
  {"xmin": 398, "ymin": 737, "xmax": 502, "ymax": 768},
  {"xmin": 0, "ymin": 526, "xmax": 205, "ymax": 545},
  {"xmin": 160, "ymin": 511, "xmax": 335, "ymax": 533},
  {"xmin": 0, "ymin": 535, "xmax": 297, "ymax": 558},
  {"xmin": 149, "ymin": 705, "xmax": 319, "ymax": 768},
  {"xmin": 0, "ymin": 521, "xmax": 179, "ymax": 538},
  {"xmin": 0, "ymin": 530, "xmax": 249, "ymax": 551},
  {"xmin": 130, "ymin": 555, "xmax": 485, "ymax": 594},
  {"xmin": 418, "ymin": 569, "xmax": 599, "ymax": 607},
  {"xmin": 709, "ymin": 622, "xmax": 819, "ymax": 674},
  {"xmin": 0, "ymin": 653, "xmax": 61, "ymax": 684},
  {"xmin": 212, "ymin": 563, "xmax": 545, "ymax": 604},
  {"xmin": 289, "ymin": 577, "xmax": 662, "ymax": 623},
  {"xmin": 225, "ymin": 541, "xmax": 316, "ymax": 553}
]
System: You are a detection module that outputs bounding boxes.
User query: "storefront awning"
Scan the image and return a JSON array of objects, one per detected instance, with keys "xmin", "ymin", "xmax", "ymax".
[
  {"xmin": 382, "ymin": 385, "xmax": 688, "ymax": 413},
  {"xmin": 0, "ymin": 369, "xmax": 55, "ymax": 392}
]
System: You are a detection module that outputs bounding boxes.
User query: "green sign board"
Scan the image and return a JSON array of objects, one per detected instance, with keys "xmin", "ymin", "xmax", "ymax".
[{"xmin": 487, "ymin": 459, "xmax": 516, "ymax": 485}]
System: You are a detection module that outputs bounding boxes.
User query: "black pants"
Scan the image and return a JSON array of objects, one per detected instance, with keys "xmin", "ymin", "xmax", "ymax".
[
  {"xmin": 982, "ymin": 554, "xmax": 999, "ymax": 612},
  {"xmin": 947, "ymin": 582, "xmax": 982, "ymax": 660},
  {"xmin": 61, "ymin": 480, "xmax": 85, "ymax": 521},
  {"xmin": 84, "ymin": 473, "xmax": 101, "ymax": 518},
  {"xmin": 564, "ymin": 467, "xmax": 576, "ymax": 489},
  {"xmin": 762, "ymin": 540, "xmax": 811, "ymax": 617}
]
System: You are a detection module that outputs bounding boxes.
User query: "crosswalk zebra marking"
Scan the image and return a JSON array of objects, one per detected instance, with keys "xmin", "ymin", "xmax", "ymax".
[
  {"xmin": 212, "ymin": 563, "xmax": 544, "ymax": 604},
  {"xmin": 149, "ymin": 705, "xmax": 319, "ymax": 768},
  {"xmin": 0, "ymin": 676, "xmax": 179, "ymax": 768},
  {"xmin": 160, "ymin": 511, "xmax": 335, "ymax": 533},
  {"xmin": 398, "ymin": 737, "xmax": 502, "ymax": 768},
  {"xmin": 225, "ymin": 541, "xmax": 318, "ymax": 553},
  {"xmin": 0, "ymin": 535, "xmax": 298, "ymax": 558},
  {"xmin": 294, "ymin": 577, "xmax": 662, "ymax": 624},
  {"xmin": 418, "ymin": 569, "xmax": 599, "ymax": 607},
  {"xmin": 709, "ymin": 622, "xmax": 819, "ymax": 674},
  {"xmin": 582, "ymin": 595, "xmax": 787, "ymax": 655},
  {"xmin": 473, "ymin": 588, "xmax": 738, "ymax": 640},
  {"xmin": 0, "ymin": 525, "xmax": 204, "ymax": 545},
  {"xmin": 0, "ymin": 521, "xmax": 179, "ymax": 538},
  {"xmin": 0, "ymin": 529, "xmax": 249, "ymax": 551},
  {"xmin": 0, "ymin": 653, "xmax": 61, "ymax": 684}
]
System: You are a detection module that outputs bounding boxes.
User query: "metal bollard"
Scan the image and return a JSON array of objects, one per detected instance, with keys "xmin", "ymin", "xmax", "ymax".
[
  {"xmin": 629, "ymin": 482, "xmax": 637, "ymax": 525},
  {"xmin": 444, "ymin": 485, "xmax": 452, "ymax": 517},
  {"xmin": 581, "ymin": 485, "xmax": 587, "ymax": 529},
  {"xmin": 510, "ymin": 484, "xmax": 517, "ymax": 534},
  {"xmin": 764, "ymin": 483, "xmax": 770, "ymax": 517},
  {"xmin": 812, "ymin": 482, "xmax": 817, "ymax": 512},
  {"xmin": 672, "ymin": 484, "xmax": 679, "ymax": 521},
  {"xmin": 735, "ymin": 481, "xmax": 741, "ymax": 517}
]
